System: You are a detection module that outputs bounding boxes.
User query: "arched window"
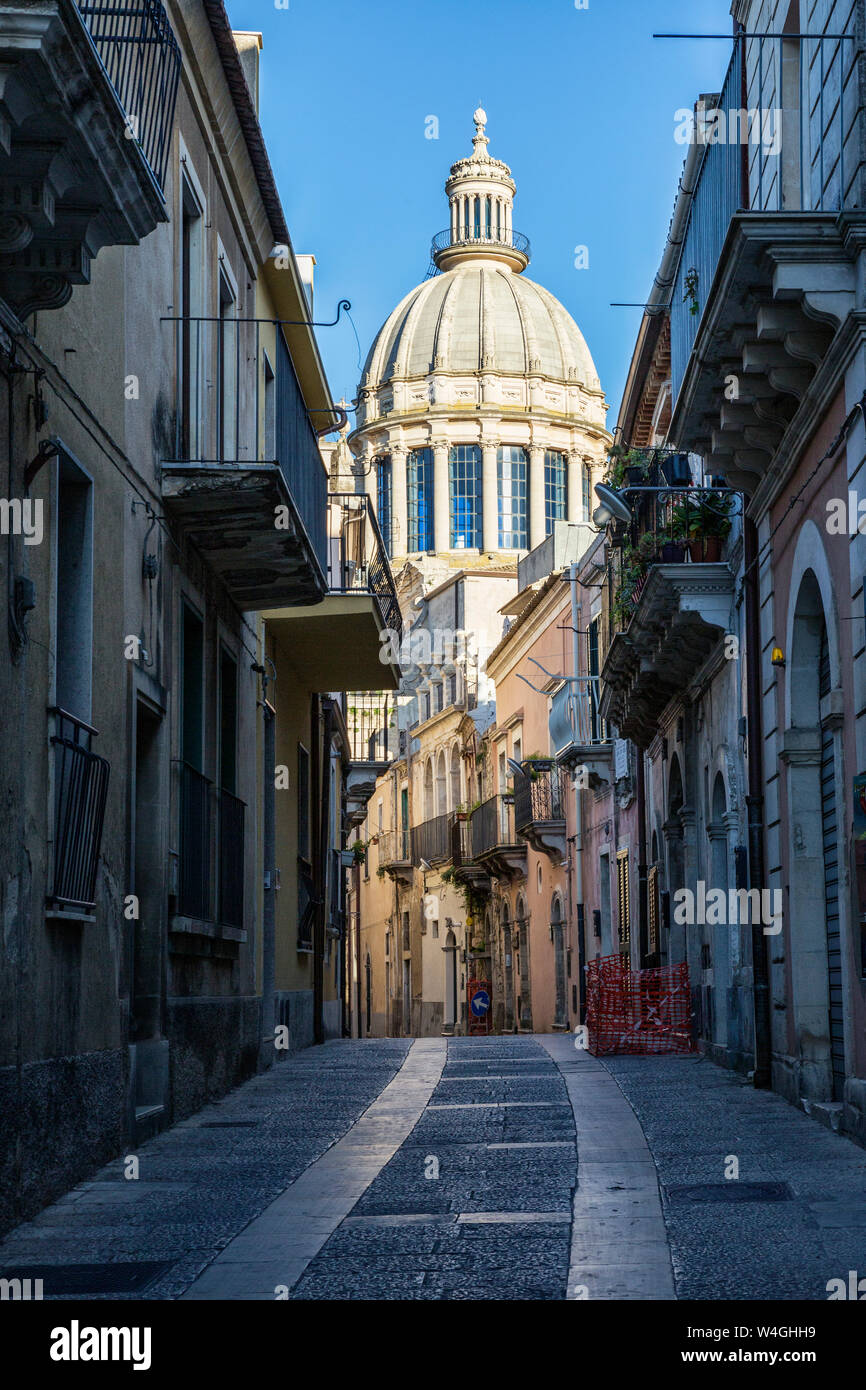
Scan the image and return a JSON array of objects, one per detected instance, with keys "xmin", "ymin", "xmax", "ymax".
[
  {"xmin": 450, "ymin": 744, "xmax": 462, "ymax": 809},
  {"xmin": 544, "ymin": 450, "xmax": 567, "ymax": 535},
  {"xmin": 424, "ymin": 757, "xmax": 434, "ymax": 820},
  {"xmin": 449, "ymin": 445, "xmax": 482, "ymax": 549},
  {"xmin": 436, "ymin": 750, "xmax": 448, "ymax": 816},
  {"xmin": 497, "ymin": 446, "xmax": 527, "ymax": 549},
  {"xmin": 407, "ymin": 448, "xmax": 434, "ymax": 552}
]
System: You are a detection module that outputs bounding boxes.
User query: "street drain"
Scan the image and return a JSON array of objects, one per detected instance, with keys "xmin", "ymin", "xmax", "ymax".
[
  {"xmin": 200, "ymin": 1120, "xmax": 259, "ymax": 1128},
  {"xmin": 0, "ymin": 1261, "xmax": 173, "ymax": 1295},
  {"xmin": 665, "ymin": 1182, "xmax": 793, "ymax": 1204}
]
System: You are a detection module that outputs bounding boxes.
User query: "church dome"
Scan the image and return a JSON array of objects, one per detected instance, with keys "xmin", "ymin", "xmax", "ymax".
[{"xmin": 361, "ymin": 263, "xmax": 601, "ymax": 391}]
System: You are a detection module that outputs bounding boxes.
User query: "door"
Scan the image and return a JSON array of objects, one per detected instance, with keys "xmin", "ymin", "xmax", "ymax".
[{"xmin": 819, "ymin": 624, "xmax": 844, "ymax": 1100}]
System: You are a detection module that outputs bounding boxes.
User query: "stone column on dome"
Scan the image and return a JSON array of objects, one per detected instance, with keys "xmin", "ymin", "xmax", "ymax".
[
  {"xmin": 391, "ymin": 444, "xmax": 408, "ymax": 558},
  {"xmin": 529, "ymin": 443, "xmax": 546, "ymax": 549},
  {"xmin": 432, "ymin": 438, "xmax": 450, "ymax": 552},
  {"xmin": 481, "ymin": 436, "xmax": 499, "ymax": 552}
]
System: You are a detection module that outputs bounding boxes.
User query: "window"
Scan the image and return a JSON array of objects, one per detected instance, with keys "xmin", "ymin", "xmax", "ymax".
[
  {"xmin": 263, "ymin": 352, "xmax": 276, "ymax": 459},
  {"xmin": 407, "ymin": 448, "xmax": 434, "ymax": 552},
  {"xmin": 180, "ymin": 174, "xmax": 204, "ymax": 459},
  {"xmin": 218, "ymin": 647, "xmax": 237, "ymax": 795},
  {"xmin": 181, "ymin": 603, "xmax": 204, "ymax": 772},
  {"xmin": 56, "ymin": 454, "xmax": 94, "ymax": 722},
  {"xmin": 497, "ymin": 446, "xmax": 527, "ymax": 549},
  {"xmin": 617, "ymin": 849, "xmax": 630, "ymax": 955},
  {"xmin": 449, "ymin": 445, "xmax": 482, "ymax": 549},
  {"xmin": 218, "ymin": 266, "xmax": 237, "ymax": 460},
  {"xmin": 297, "ymin": 743, "xmax": 310, "ymax": 862},
  {"xmin": 544, "ymin": 450, "xmax": 567, "ymax": 535},
  {"xmin": 376, "ymin": 455, "xmax": 393, "ymax": 557},
  {"xmin": 648, "ymin": 864, "xmax": 659, "ymax": 958},
  {"xmin": 447, "ymin": 672, "xmax": 458, "ymax": 706},
  {"xmin": 582, "ymin": 463, "xmax": 592, "ymax": 522}
]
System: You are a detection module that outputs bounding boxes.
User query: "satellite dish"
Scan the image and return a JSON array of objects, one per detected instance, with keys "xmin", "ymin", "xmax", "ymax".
[
  {"xmin": 593, "ymin": 482, "xmax": 633, "ymax": 526},
  {"xmin": 507, "ymin": 758, "xmax": 524, "ymax": 779},
  {"xmin": 419, "ymin": 857, "xmax": 431, "ymax": 872}
]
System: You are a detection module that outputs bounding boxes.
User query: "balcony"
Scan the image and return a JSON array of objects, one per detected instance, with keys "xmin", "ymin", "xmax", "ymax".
[
  {"xmin": 47, "ymin": 708, "xmax": 110, "ymax": 917},
  {"xmin": 377, "ymin": 828, "xmax": 412, "ymax": 884},
  {"xmin": 412, "ymin": 813, "xmax": 451, "ymax": 867},
  {"xmin": 343, "ymin": 693, "xmax": 395, "ymax": 828},
  {"xmin": 549, "ymin": 678, "xmax": 612, "ymax": 789},
  {"xmin": 0, "ymin": 0, "xmax": 179, "ymax": 317},
  {"xmin": 262, "ymin": 493, "xmax": 403, "ymax": 693},
  {"xmin": 668, "ymin": 30, "xmax": 860, "ymax": 503},
  {"xmin": 599, "ymin": 485, "xmax": 739, "ymax": 748},
  {"xmin": 451, "ymin": 814, "xmax": 490, "ymax": 891},
  {"xmin": 468, "ymin": 796, "xmax": 526, "ymax": 882},
  {"xmin": 161, "ymin": 321, "xmax": 329, "ymax": 611},
  {"xmin": 514, "ymin": 765, "xmax": 567, "ymax": 860},
  {"xmin": 430, "ymin": 226, "xmax": 530, "ymax": 274}
]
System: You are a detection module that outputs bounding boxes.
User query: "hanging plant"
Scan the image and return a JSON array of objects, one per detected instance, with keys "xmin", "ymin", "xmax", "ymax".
[{"xmin": 683, "ymin": 267, "xmax": 700, "ymax": 317}]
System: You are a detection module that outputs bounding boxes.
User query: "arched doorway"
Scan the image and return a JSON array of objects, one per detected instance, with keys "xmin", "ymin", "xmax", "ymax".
[
  {"xmin": 515, "ymin": 892, "xmax": 532, "ymax": 1031},
  {"xmin": 501, "ymin": 900, "xmax": 514, "ymax": 1032},
  {"xmin": 705, "ymin": 771, "xmax": 731, "ymax": 1051},
  {"xmin": 665, "ymin": 754, "xmax": 686, "ymax": 967},
  {"xmin": 443, "ymin": 928, "xmax": 458, "ymax": 1035},
  {"xmin": 787, "ymin": 568, "xmax": 845, "ymax": 1101},
  {"xmin": 424, "ymin": 757, "xmax": 434, "ymax": 820},
  {"xmin": 551, "ymin": 894, "xmax": 567, "ymax": 1028},
  {"xmin": 436, "ymin": 749, "xmax": 447, "ymax": 816}
]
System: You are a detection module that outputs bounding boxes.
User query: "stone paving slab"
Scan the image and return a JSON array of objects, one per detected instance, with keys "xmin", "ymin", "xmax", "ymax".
[
  {"xmin": 605, "ymin": 1053, "xmax": 866, "ymax": 1300},
  {"xmin": 0, "ymin": 1039, "xmax": 410, "ymax": 1300}
]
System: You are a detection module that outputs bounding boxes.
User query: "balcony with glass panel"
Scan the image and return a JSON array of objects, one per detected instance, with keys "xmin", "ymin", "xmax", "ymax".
[
  {"xmin": 0, "ymin": 0, "xmax": 180, "ymax": 317},
  {"xmin": 668, "ymin": 28, "xmax": 860, "ymax": 500},
  {"xmin": 549, "ymin": 677, "xmax": 612, "ymax": 789}
]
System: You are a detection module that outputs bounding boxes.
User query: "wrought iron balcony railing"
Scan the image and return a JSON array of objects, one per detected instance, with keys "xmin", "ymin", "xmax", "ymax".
[
  {"xmin": 605, "ymin": 484, "xmax": 741, "ymax": 639},
  {"xmin": 163, "ymin": 317, "xmax": 329, "ymax": 573},
  {"xmin": 470, "ymin": 796, "xmax": 520, "ymax": 858},
  {"xmin": 412, "ymin": 813, "xmax": 452, "ymax": 865},
  {"xmin": 431, "ymin": 227, "xmax": 531, "ymax": 260},
  {"xmin": 48, "ymin": 708, "xmax": 110, "ymax": 913},
  {"xmin": 328, "ymin": 493, "xmax": 402, "ymax": 639},
  {"xmin": 550, "ymin": 677, "xmax": 608, "ymax": 756},
  {"xmin": 218, "ymin": 788, "xmax": 245, "ymax": 930},
  {"xmin": 514, "ymin": 767, "xmax": 566, "ymax": 832},
  {"xmin": 178, "ymin": 761, "xmax": 212, "ymax": 920},
  {"xmin": 670, "ymin": 29, "xmax": 858, "ymax": 403},
  {"xmin": 76, "ymin": 0, "xmax": 180, "ymax": 191},
  {"xmin": 343, "ymin": 692, "xmax": 394, "ymax": 764}
]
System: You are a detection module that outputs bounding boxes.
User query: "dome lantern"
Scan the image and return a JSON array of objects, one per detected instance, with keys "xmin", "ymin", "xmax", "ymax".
[{"xmin": 432, "ymin": 109, "xmax": 529, "ymax": 274}]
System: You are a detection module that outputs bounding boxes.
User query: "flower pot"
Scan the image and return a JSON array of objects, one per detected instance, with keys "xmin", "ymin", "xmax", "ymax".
[
  {"xmin": 660, "ymin": 541, "xmax": 685, "ymax": 563},
  {"xmin": 661, "ymin": 453, "xmax": 692, "ymax": 487},
  {"xmin": 688, "ymin": 536, "xmax": 722, "ymax": 563}
]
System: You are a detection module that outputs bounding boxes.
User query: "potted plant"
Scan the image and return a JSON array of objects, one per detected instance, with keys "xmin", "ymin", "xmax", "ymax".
[
  {"xmin": 684, "ymin": 492, "xmax": 733, "ymax": 562},
  {"xmin": 350, "ymin": 838, "xmax": 367, "ymax": 865},
  {"xmin": 660, "ymin": 452, "xmax": 692, "ymax": 487}
]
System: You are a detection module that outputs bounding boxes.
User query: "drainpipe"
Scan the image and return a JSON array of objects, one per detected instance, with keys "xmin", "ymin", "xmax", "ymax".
[
  {"xmin": 744, "ymin": 517, "xmax": 771, "ymax": 1087},
  {"xmin": 570, "ymin": 565, "xmax": 586, "ymax": 1020},
  {"xmin": 255, "ymin": 660, "xmax": 276, "ymax": 1063}
]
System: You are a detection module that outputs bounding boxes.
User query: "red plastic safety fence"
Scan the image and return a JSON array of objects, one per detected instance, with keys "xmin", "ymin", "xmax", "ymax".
[{"xmin": 586, "ymin": 953, "xmax": 693, "ymax": 1055}]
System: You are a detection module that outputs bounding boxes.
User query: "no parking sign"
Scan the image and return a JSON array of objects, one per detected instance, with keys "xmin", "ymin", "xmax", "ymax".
[{"xmin": 467, "ymin": 978, "xmax": 492, "ymax": 1035}]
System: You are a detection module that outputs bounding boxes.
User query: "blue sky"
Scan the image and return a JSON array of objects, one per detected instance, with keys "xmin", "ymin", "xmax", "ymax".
[{"xmin": 226, "ymin": 0, "xmax": 734, "ymax": 423}]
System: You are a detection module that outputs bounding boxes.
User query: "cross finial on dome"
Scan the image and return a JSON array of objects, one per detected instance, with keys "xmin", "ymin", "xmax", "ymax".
[{"xmin": 472, "ymin": 106, "xmax": 489, "ymax": 156}]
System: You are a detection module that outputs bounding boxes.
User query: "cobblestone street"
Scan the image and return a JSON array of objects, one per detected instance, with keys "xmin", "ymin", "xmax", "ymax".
[{"xmin": 2, "ymin": 1037, "xmax": 866, "ymax": 1302}]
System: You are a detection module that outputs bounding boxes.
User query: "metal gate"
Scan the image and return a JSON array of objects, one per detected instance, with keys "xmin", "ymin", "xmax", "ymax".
[{"xmin": 820, "ymin": 625, "xmax": 845, "ymax": 1100}]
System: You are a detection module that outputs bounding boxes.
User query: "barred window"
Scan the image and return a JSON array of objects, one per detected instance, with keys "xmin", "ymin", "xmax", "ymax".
[
  {"xmin": 449, "ymin": 445, "xmax": 482, "ymax": 549},
  {"xmin": 544, "ymin": 450, "xmax": 567, "ymax": 535},
  {"xmin": 497, "ymin": 446, "xmax": 527, "ymax": 549},
  {"xmin": 376, "ymin": 455, "xmax": 392, "ymax": 557},
  {"xmin": 407, "ymin": 448, "xmax": 434, "ymax": 552}
]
